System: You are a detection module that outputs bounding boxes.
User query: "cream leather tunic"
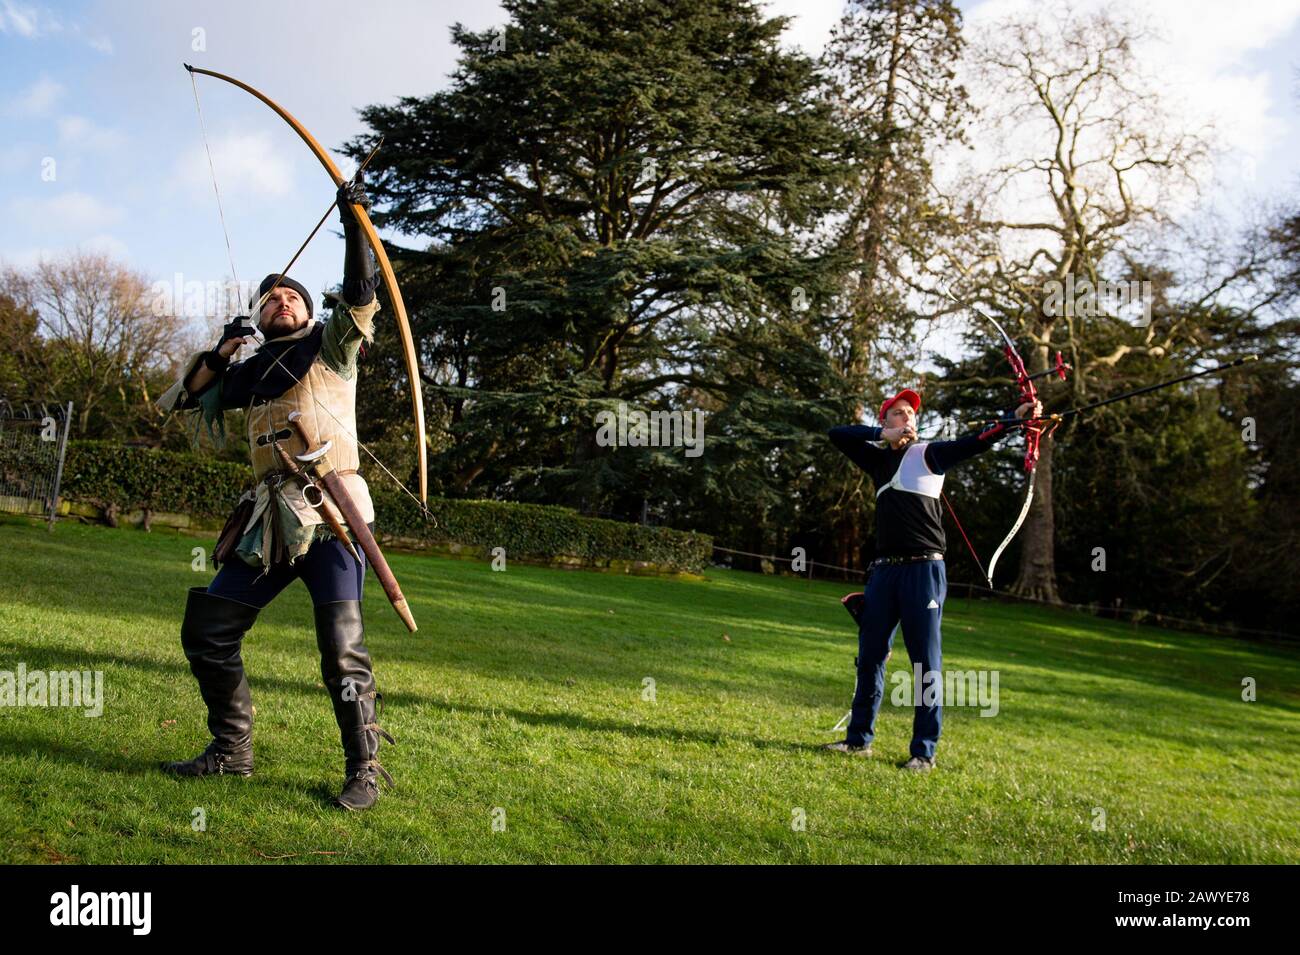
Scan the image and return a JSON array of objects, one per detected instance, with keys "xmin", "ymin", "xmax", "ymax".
[{"xmin": 158, "ymin": 297, "xmax": 381, "ymax": 569}]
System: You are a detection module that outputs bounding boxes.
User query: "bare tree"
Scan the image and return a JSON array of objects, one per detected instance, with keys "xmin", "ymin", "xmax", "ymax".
[
  {"xmin": 930, "ymin": 3, "xmax": 1211, "ymax": 600},
  {"xmin": 2, "ymin": 251, "xmax": 191, "ymax": 439}
]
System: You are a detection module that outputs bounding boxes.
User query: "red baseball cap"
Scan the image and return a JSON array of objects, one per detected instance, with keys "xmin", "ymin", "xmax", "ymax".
[{"xmin": 878, "ymin": 388, "xmax": 922, "ymax": 423}]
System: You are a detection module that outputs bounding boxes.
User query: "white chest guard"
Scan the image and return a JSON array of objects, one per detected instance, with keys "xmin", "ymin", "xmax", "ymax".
[{"xmin": 875, "ymin": 440, "xmax": 944, "ymax": 500}]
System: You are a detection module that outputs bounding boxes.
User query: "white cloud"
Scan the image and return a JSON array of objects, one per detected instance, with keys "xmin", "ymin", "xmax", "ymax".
[
  {"xmin": 8, "ymin": 75, "xmax": 62, "ymax": 116},
  {"xmin": 57, "ymin": 115, "xmax": 127, "ymax": 153},
  {"xmin": 82, "ymin": 233, "xmax": 129, "ymax": 259},
  {"xmin": 3, "ymin": 235, "xmax": 130, "ymax": 269},
  {"xmin": 0, "ymin": 0, "xmax": 63, "ymax": 37},
  {"xmin": 0, "ymin": 1, "xmax": 111, "ymax": 47},
  {"xmin": 0, "ymin": 0, "xmax": 39, "ymax": 36},
  {"xmin": 762, "ymin": 0, "xmax": 843, "ymax": 56},
  {"xmin": 10, "ymin": 191, "xmax": 125, "ymax": 234},
  {"xmin": 965, "ymin": 0, "xmax": 1300, "ymax": 180},
  {"xmin": 171, "ymin": 130, "xmax": 296, "ymax": 200},
  {"xmin": 1133, "ymin": 0, "xmax": 1300, "ymax": 168}
]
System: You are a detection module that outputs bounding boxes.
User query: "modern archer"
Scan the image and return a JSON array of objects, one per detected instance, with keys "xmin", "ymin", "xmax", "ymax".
[{"xmin": 823, "ymin": 386, "xmax": 1041, "ymax": 770}]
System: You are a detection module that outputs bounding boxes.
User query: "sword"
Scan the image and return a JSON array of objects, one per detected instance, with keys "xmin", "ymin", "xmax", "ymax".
[
  {"xmin": 286, "ymin": 411, "xmax": 418, "ymax": 633},
  {"xmin": 270, "ymin": 437, "xmax": 361, "ymax": 564}
]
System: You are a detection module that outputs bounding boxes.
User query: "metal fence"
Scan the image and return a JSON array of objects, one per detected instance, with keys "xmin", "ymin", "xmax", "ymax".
[
  {"xmin": 0, "ymin": 399, "xmax": 74, "ymax": 531},
  {"xmin": 711, "ymin": 544, "xmax": 866, "ymax": 583}
]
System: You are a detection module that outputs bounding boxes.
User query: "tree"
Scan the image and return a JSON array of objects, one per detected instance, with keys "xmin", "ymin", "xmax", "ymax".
[
  {"xmin": 1, "ymin": 251, "xmax": 187, "ymax": 441},
  {"xmin": 0, "ymin": 290, "xmax": 46, "ymax": 403},
  {"xmin": 349, "ymin": 0, "xmax": 852, "ymax": 531},
  {"xmin": 930, "ymin": 2, "xmax": 1209, "ymax": 600},
  {"xmin": 816, "ymin": 0, "xmax": 969, "ymax": 569},
  {"xmin": 822, "ymin": 0, "xmax": 966, "ymax": 358}
]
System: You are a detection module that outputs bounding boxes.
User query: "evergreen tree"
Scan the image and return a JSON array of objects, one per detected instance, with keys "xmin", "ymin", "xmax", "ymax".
[{"xmin": 350, "ymin": 0, "xmax": 853, "ymax": 527}]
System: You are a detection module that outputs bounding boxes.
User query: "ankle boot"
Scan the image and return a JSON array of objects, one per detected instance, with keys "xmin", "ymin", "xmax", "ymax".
[
  {"xmin": 161, "ymin": 586, "xmax": 258, "ymax": 777},
  {"xmin": 315, "ymin": 600, "xmax": 395, "ymax": 810}
]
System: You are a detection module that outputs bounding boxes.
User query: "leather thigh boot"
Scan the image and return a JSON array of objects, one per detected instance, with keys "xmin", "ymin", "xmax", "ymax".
[
  {"xmin": 315, "ymin": 600, "xmax": 394, "ymax": 810},
  {"xmin": 161, "ymin": 586, "xmax": 258, "ymax": 777}
]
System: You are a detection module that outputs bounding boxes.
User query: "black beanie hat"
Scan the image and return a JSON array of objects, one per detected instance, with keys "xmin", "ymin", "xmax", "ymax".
[{"xmin": 253, "ymin": 273, "xmax": 314, "ymax": 319}]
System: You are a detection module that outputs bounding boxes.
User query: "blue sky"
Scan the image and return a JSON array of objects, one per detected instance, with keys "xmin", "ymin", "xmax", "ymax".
[{"xmin": 2, "ymin": 0, "xmax": 1298, "ymax": 332}]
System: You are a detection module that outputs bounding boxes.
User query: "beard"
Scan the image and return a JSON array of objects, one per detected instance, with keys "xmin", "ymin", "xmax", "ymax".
[{"xmin": 257, "ymin": 309, "xmax": 309, "ymax": 338}]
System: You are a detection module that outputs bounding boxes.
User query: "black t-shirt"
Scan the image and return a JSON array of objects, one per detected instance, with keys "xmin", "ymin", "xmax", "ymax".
[{"xmin": 828, "ymin": 425, "xmax": 1002, "ymax": 558}]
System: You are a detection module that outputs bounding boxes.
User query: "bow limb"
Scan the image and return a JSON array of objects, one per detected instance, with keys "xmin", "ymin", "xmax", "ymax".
[
  {"xmin": 972, "ymin": 306, "xmax": 1018, "ymax": 359},
  {"xmin": 984, "ymin": 467, "xmax": 1036, "ymax": 588},
  {"xmin": 939, "ymin": 289, "xmax": 1046, "ymax": 587},
  {"xmin": 184, "ymin": 64, "xmax": 427, "ymax": 506}
]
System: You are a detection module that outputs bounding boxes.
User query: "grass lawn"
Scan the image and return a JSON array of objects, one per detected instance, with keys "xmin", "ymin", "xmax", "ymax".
[{"xmin": 1, "ymin": 516, "xmax": 1296, "ymax": 864}]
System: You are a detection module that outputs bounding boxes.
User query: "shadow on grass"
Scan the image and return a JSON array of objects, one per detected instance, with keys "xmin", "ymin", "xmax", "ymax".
[{"xmin": 0, "ymin": 640, "xmax": 818, "ymax": 768}]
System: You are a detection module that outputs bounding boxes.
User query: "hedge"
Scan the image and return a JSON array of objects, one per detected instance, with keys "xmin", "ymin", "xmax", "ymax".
[
  {"xmin": 56, "ymin": 441, "xmax": 711, "ymax": 573},
  {"xmin": 61, "ymin": 441, "xmax": 249, "ymax": 521},
  {"xmin": 371, "ymin": 487, "xmax": 712, "ymax": 573}
]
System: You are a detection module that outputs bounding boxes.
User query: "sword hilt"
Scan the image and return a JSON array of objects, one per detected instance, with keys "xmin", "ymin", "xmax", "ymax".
[{"xmin": 287, "ymin": 411, "xmax": 335, "ymax": 477}]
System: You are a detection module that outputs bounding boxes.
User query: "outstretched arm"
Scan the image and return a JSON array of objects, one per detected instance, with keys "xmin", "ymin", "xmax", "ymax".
[
  {"xmin": 924, "ymin": 428, "xmax": 1003, "ymax": 473},
  {"xmin": 925, "ymin": 399, "xmax": 1042, "ymax": 473}
]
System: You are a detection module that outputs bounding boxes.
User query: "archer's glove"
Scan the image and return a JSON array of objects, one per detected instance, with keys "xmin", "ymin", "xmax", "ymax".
[{"xmin": 337, "ymin": 174, "xmax": 372, "ymax": 228}]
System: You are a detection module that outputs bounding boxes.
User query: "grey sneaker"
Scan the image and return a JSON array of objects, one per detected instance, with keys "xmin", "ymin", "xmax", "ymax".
[
  {"xmin": 823, "ymin": 740, "xmax": 872, "ymax": 756},
  {"xmin": 901, "ymin": 755, "xmax": 936, "ymax": 772}
]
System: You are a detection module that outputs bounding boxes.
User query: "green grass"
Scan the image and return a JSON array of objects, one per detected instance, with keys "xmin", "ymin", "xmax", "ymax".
[{"xmin": 1, "ymin": 516, "xmax": 1296, "ymax": 863}]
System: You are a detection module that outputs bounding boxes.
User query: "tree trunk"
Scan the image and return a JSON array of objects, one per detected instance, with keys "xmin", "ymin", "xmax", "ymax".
[
  {"xmin": 846, "ymin": 2, "xmax": 903, "ymax": 381},
  {"xmin": 1012, "ymin": 421, "xmax": 1059, "ymax": 602}
]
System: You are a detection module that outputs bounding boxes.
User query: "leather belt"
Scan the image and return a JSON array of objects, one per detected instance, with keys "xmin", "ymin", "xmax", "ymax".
[
  {"xmin": 262, "ymin": 467, "xmax": 358, "ymax": 484},
  {"xmin": 871, "ymin": 552, "xmax": 944, "ymax": 567}
]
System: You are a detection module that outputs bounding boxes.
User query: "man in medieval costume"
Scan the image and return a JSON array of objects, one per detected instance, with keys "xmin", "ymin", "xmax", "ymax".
[
  {"xmin": 156, "ymin": 180, "xmax": 396, "ymax": 810},
  {"xmin": 824, "ymin": 388, "xmax": 1039, "ymax": 771}
]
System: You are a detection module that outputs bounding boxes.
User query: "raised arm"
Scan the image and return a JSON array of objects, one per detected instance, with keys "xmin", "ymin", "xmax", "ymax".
[{"xmin": 828, "ymin": 424, "xmax": 887, "ymax": 471}]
